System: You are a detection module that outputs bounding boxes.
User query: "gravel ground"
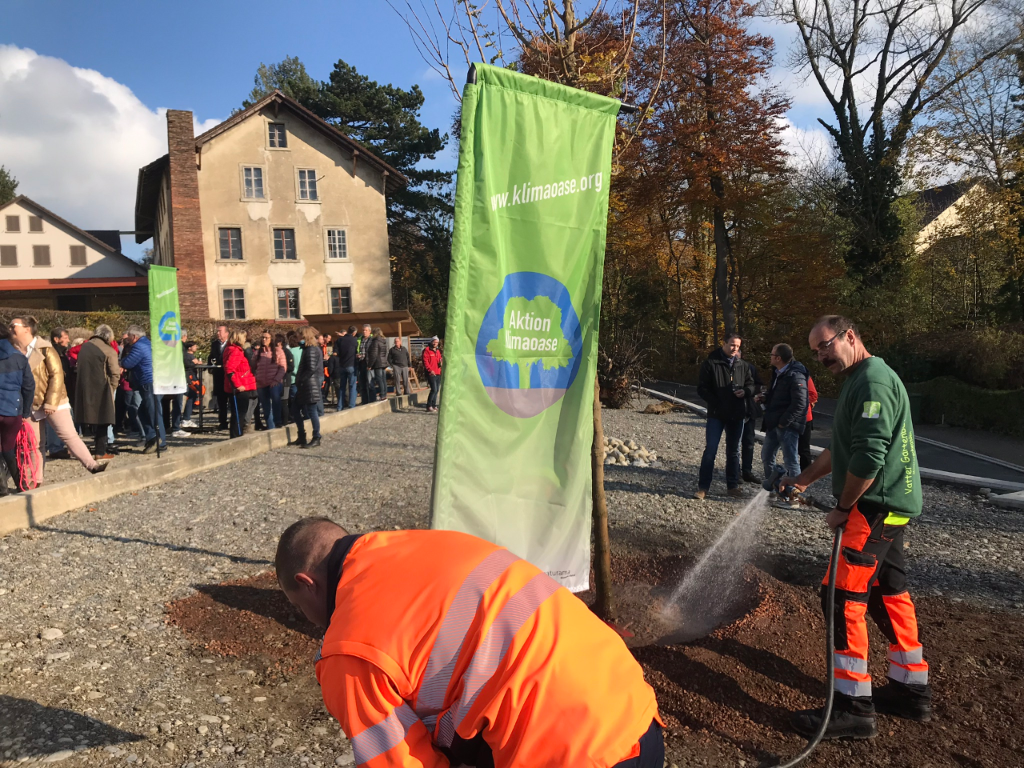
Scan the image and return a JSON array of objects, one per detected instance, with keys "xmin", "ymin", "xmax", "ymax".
[{"xmin": 0, "ymin": 396, "xmax": 1021, "ymax": 767}]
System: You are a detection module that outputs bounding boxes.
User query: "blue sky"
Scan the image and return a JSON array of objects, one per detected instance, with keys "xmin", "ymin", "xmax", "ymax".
[
  {"xmin": 3, "ymin": 0, "xmax": 462, "ymax": 133},
  {"xmin": 1, "ymin": 1, "xmax": 828, "ymax": 261}
]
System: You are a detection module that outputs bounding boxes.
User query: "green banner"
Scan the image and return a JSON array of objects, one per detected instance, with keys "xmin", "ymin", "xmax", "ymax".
[
  {"xmin": 430, "ymin": 64, "xmax": 620, "ymax": 591},
  {"xmin": 148, "ymin": 265, "xmax": 186, "ymax": 395}
]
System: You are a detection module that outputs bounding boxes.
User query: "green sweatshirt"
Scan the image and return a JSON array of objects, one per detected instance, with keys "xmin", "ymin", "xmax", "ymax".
[{"xmin": 829, "ymin": 356, "xmax": 922, "ymax": 519}]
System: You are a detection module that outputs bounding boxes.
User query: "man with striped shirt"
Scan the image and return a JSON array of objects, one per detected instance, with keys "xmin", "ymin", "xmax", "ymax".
[{"xmin": 276, "ymin": 518, "xmax": 663, "ymax": 768}]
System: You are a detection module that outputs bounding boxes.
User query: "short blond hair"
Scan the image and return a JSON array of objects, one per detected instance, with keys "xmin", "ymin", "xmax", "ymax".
[
  {"xmin": 301, "ymin": 326, "xmax": 319, "ymax": 345},
  {"xmin": 228, "ymin": 329, "xmax": 247, "ymax": 346}
]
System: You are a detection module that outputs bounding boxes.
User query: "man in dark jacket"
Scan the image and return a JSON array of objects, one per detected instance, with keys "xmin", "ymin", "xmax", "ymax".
[
  {"xmin": 208, "ymin": 325, "xmax": 230, "ymax": 431},
  {"xmin": 355, "ymin": 324, "xmax": 373, "ymax": 404},
  {"xmin": 695, "ymin": 334, "xmax": 755, "ymax": 499},
  {"xmin": 333, "ymin": 327, "xmax": 358, "ymax": 410},
  {"xmin": 759, "ymin": 343, "xmax": 808, "ymax": 506}
]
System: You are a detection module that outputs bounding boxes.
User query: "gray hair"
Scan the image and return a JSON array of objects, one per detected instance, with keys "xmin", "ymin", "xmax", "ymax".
[
  {"xmin": 814, "ymin": 315, "xmax": 860, "ymax": 339},
  {"xmin": 125, "ymin": 325, "xmax": 146, "ymax": 338},
  {"xmin": 94, "ymin": 324, "xmax": 114, "ymax": 343}
]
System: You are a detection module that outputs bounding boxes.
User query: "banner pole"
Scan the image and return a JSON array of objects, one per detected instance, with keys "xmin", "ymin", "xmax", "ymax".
[{"xmin": 591, "ymin": 374, "xmax": 614, "ymax": 620}]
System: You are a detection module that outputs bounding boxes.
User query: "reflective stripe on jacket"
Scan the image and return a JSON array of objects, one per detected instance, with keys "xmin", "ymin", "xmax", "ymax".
[{"xmin": 316, "ymin": 530, "xmax": 660, "ymax": 768}]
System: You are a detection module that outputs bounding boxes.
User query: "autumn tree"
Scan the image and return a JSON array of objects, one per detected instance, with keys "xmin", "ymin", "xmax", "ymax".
[{"xmin": 631, "ymin": 0, "xmax": 789, "ymax": 339}]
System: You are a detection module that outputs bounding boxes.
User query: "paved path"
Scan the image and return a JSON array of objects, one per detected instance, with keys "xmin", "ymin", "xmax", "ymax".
[{"xmin": 648, "ymin": 380, "xmax": 1024, "ymax": 484}]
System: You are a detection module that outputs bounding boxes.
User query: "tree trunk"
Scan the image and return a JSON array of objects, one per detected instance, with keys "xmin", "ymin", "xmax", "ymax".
[
  {"xmin": 591, "ymin": 374, "xmax": 614, "ymax": 621},
  {"xmin": 710, "ymin": 170, "xmax": 736, "ymax": 336}
]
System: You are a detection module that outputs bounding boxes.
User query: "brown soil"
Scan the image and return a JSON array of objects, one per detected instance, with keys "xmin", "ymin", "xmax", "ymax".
[
  {"xmin": 167, "ymin": 559, "xmax": 1024, "ymax": 768},
  {"xmin": 165, "ymin": 571, "xmax": 320, "ymax": 677}
]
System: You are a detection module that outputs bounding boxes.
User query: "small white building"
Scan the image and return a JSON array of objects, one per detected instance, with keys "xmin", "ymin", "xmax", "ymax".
[{"xmin": 0, "ymin": 196, "xmax": 147, "ymax": 310}]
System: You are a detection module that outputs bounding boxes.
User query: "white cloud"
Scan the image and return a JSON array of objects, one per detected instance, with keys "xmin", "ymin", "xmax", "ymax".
[
  {"xmin": 0, "ymin": 45, "xmax": 220, "ymax": 256},
  {"xmin": 776, "ymin": 116, "xmax": 833, "ymax": 170}
]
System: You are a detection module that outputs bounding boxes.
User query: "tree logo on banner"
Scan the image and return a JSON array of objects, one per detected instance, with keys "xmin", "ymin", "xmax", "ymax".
[
  {"xmin": 157, "ymin": 311, "xmax": 181, "ymax": 348},
  {"xmin": 476, "ymin": 272, "xmax": 582, "ymax": 418}
]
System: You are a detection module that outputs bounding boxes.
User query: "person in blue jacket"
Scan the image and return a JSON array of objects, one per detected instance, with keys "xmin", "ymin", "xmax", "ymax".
[
  {"xmin": 120, "ymin": 325, "xmax": 165, "ymax": 453},
  {"xmin": 0, "ymin": 328, "xmax": 35, "ymax": 493}
]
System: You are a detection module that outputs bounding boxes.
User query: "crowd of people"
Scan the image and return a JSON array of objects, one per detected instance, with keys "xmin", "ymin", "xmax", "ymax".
[
  {"xmin": 696, "ymin": 333, "xmax": 818, "ymax": 507},
  {"xmin": 0, "ymin": 315, "xmax": 444, "ymax": 492}
]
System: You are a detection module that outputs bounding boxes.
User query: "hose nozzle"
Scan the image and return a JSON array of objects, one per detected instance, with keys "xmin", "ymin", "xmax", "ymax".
[{"xmin": 762, "ymin": 467, "xmax": 786, "ymax": 494}]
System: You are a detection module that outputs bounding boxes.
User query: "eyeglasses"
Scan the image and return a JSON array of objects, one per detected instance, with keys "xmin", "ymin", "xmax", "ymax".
[{"xmin": 812, "ymin": 332, "xmax": 842, "ymax": 359}]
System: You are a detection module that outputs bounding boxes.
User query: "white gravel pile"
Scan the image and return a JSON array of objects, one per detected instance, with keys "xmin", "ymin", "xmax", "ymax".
[{"xmin": 604, "ymin": 436, "xmax": 659, "ymax": 467}]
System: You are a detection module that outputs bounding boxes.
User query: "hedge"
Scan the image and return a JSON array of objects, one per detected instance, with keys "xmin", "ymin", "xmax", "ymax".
[
  {"xmin": 907, "ymin": 376, "xmax": 1024, "ymax": 437},
  {"xmin": 0, "ymin": 307, "xmax": 309, "ymax": 357}
]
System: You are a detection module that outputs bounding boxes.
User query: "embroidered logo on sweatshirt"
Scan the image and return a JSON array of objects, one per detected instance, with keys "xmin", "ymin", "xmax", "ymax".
[{"xmin": 862, "ymin": 401, "xmax": 881, "ymax": 419}]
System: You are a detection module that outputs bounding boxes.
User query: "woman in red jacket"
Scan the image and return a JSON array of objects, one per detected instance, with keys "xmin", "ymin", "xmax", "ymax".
[
  {"xmin": 223, "ymin": 330, "xmax": 257, "ymax": 438},
  {"xmin": 422, "ymin": 336, "xmax": 442, "ymax": 413}
]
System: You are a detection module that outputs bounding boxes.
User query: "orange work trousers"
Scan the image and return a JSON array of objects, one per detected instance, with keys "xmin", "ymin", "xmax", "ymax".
[{"xmin": 822, "ymin": 504, "xmax": 930, "ymax": 714}]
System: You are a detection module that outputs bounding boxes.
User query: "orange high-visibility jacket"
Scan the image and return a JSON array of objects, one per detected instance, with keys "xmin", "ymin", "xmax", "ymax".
[{"xmin": 315, "ymin": 530, "xmax": 660, "ymax": 768}]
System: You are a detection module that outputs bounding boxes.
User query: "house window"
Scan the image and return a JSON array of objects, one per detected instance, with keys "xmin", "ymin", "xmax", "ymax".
[
  {"xmin": 242, "ymin": 167, "xmax": 265, "ymax": 199},
  {"xmin": 70, "ymin": 245, "xmax": 87, "ymax": 266},
  {"xmin": 0, "ymin": 246, "xmax": 16, "ymax": 266},
  {"xmin": 218, "ymin": 228, "xmax": 243, "ymax": 260},
  {"xmin": 222, "ymin": 289, "xmax": 246, "ymax": 320},
  {"xmin": 330, "ymin": 287, "xmax": 352, "ymax": 315},
  {"xmin": 28, "ymin": 216, "xmax": 43, "ymax": 233},
  {"xmin": 268, "ymin": 123, "xmax": 287, "ymax": 148},
  {"xmin": 326, "ymin": 228, "xmax": 347, "ymax": 260},
  {"xmin": 5, "ymin": 216, "xmax": 18, "ymax": 232},
  {"xmin": 33, "ymin": 245, "xmax": 50, "ymax": 266},
  {"xmin": 273, "ymin": 228, "xmax": 296, "ymax": 260},
  {"xmin": 277, "ymin": 288, "xmax": 300, "ymax": 320},
  {"xmin": 297, "ymin": 169, "xmax": 318, "ymax": 201}
]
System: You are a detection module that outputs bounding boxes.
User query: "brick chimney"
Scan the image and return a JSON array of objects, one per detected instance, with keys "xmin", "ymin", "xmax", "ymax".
[{"xmin": 166, "ymin": 110, "xmax": 210, "ymax": 316}]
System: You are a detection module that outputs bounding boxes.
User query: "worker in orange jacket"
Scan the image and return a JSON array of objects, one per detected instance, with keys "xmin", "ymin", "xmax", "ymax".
[{"xmin": 276, "ymin": 518, "xmax": 664, "ymax": 768}]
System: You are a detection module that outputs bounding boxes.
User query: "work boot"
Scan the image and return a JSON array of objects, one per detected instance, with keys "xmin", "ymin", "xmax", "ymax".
[
  {"xmin": 694, "ymin": 489, "xmax": 707, "ymax": 501},
  {"xmin": 872, "ymin": 682, "xmax": 933, "ymax": 722},
  {"xmin": 2, "ymin": 450, "xmax": 21, "ymax": 493},
  {"xmin": 742, "ymin": 472, "xmax": 761, "ymax": 484},
  {"xmin": 791, "ymin": 707, "xmax": 878, "ymax": 740},
  {"xmin": 727, "ymin": 487, "xmax": 745, "ymax": 499},
  {"xmin": 301, "ymin": 436, "xmax": 321, "ymax": 449},
  {"xmin": 142, "ymin": 439, "xmax": 157, "ymax": 455}
]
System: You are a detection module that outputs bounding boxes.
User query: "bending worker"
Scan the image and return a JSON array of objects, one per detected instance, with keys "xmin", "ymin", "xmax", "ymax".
[
  {"xmin": 783, "ymin": 315, "xmax": 932, "ymax": 740},
  {"xmin": 276, "ymin": 518, "xmax": 664, "ymax": 767}
]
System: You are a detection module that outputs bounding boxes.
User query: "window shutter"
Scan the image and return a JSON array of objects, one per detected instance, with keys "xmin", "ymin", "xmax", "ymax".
[
  {"xmin": 33, "ymin": 245, "xmax": 51, "ymax": 266},
  {"xmin": 70, "ymin": 245, "xmax": 87, "ymax": 266},
  {"xmin": 0, "ymin": 246, "xmax": 16, "ymax": 266},
  {"xmin": 5, "ymin": 216, "xmax": 19, "ymax": 232},
  {"xmin": 28, "ymin": 216, "xmax": 43, "ymax": 232}
]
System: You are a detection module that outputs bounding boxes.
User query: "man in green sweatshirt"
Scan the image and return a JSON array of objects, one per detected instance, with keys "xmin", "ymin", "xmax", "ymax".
[{"xmin": 782, "ymin": 315, "xmax": 932, "ymax": 740}]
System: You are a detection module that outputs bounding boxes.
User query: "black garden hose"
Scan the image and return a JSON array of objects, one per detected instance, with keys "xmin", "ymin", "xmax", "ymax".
[{"xmin": 771, "ymin": 511, "xmax": 844, "ymax": 767}]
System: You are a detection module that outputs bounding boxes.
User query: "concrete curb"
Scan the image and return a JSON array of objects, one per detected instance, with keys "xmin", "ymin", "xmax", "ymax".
[
  {"xmin": 990, "ymin": 491, "xmax": 1024, "ymax": 510},
  {"xmin": 0, "ymin": 391, "xmax": 426, "ymax": 538},
  {"xmin": 636, "ymin": 386, "xmax": 1024, "ymax": 494}
]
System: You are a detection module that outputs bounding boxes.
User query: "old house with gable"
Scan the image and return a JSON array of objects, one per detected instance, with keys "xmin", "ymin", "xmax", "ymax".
[
  {"xmin": 134, "ymin": 90, "xmax": 406, "ymax": 320},
  {"xmin": 0, "ymin": 195, "xmax": 146, "ymax": 310}
]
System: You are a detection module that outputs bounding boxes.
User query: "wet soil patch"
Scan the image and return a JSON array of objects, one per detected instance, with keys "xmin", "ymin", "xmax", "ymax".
[
  {"xmin": 605, "ymin": 549, "xmax": 1024, "ymax": 767},
  {"xmin": 166, "ymin": 571, "xmax": 320, "ymax": 675}
]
